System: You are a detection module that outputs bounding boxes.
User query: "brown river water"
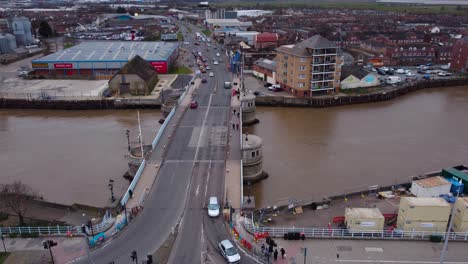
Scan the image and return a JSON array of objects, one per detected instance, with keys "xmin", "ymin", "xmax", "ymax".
[
  {"xmin": 0, "ymin": 109, "xmax": 162, "ymax": 207},
  {"xmin": 1, "ymin": 86, "xmax": 468, "ymax": 208},
  {"xmin": 245, "ymin": 85, "xmax": 468, "ymax": 208}
]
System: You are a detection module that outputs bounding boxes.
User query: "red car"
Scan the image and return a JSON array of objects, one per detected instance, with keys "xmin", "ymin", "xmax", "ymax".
[{"xmin": 190, "ymin": 101, "xmax": 198, "ymax": 109}]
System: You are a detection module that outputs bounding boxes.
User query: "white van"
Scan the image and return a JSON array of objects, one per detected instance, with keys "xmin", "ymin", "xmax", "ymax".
[
  {"xmin": 386, "ymin": 76, "xmax": 402, "ymax": 84},
  {"xmin": 208, "ymin": 197, "xmax": 220, "ymax": 217}
]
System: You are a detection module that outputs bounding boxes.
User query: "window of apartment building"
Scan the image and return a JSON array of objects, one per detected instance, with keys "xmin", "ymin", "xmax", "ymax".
[
  {"xmin": 299, "ymin": 74, "xmax": 306, "ymax": 79},
  {"xmin": 252, "ymin": 151, "xmax": 256, "ymax": 158},
  {"xmin": 299, "ymin": 66, "xmax": 306, "ymax": 71},
  {"xmin": 314, "ymin": 57, "xmax": 320, "ymax": 63},
  {"xmin": 300, "ymin": 57, "xmax": 307, "ymax": 62},
  {"xmin": 298, "ymin": 82, "xmax": 304, "ymax": 88}
]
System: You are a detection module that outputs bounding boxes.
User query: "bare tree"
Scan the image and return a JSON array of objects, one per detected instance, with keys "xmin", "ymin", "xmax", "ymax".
[{"xmin": 0, "ymin": 181, "xmax": 38, "ymax": 225}]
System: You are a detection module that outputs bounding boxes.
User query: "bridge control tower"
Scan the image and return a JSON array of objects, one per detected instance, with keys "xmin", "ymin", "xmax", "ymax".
[
  {"xmin": 242, "ymin": 133, "xmax": 267, "ymax": 183},
  {"xmin": 240, "ymin": 93, "xmax": 259, "ymax": 126}
]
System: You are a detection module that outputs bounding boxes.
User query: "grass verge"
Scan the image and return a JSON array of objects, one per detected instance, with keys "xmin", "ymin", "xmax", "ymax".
[
  {"xmin": 169, "ymin": 66, "xmax": 192, "ymax": 74},
  {"xmin": 202, "ymin": 29, "xmax": 212, "ymax": 37},
  {"xmin": 0, "ymin": 253, "xmax": 10, "ymax": 264}
]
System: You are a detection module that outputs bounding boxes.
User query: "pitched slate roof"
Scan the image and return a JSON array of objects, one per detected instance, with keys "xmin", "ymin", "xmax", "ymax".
[
  {"xmin": 340, "ymin": 66, "xmax": 370, "ymax": 81},
  {"xmin": 276, "ymin": 35, "xmax": 337, "ymax": 57},
  {"xmin": 254, "ymin": 58, "xmax": 276, "ymax": 71},
  {"xmin": 117, "ymin": 55, "xmax": 157, "ymax": 84}
]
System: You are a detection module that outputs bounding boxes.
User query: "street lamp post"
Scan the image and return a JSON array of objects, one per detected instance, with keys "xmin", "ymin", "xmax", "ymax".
[
  {"xmin": 125, "ymin": 130, "xmax": 131, "ymax": 151},
  {"xmin": 1, "ymin": 234, "xmax": 6, "ymax": 253},
  {"xmin": 108, "ymin": 179, "xmax": 115, "ymax": 203}
]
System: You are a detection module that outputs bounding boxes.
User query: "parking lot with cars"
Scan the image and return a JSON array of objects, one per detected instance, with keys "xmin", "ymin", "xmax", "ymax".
[{"xmin": 367, "ymin": 63, "xmax": 455, "ymax": 85}]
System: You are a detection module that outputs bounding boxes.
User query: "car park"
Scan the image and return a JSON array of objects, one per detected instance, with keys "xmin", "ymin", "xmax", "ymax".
[
  {"xmin": 219, "ymin": 240, "xmax": 241, "ymax": 264},
  {"xmin": 377, "ymin": 68, "xmax": 386, "ymax": 75},
  {"xmin": 207, "ymin": 196, "xmax": 220, "ymax": 217},
  {"xmin": 406, "ymin": 71, "xmax": 415, "ymax": 77},
  {"xmin": 190, "ymin": 101, "xmax": 198, "ymax": 109}
]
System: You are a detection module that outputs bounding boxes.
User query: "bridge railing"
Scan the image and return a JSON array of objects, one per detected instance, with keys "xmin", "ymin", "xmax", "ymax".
[
  {"xmin": 0, "ymin": 226, "xmax": 76, "ymax": 236},
  {"xmin": 244, "ymin": 217, "xmax": 468, "ymax": 241},
  {"xmin": 121, "ymin": 159, "xmax": 146, "ymax": 206}
]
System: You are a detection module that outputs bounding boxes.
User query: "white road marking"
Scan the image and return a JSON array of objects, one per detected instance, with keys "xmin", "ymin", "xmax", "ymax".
[
  {"xmin": 200, "ymin": 223, "xmax": 206, "ymax": 264},
  {"xmin": 365, "ymin": 247, "xmax": 383, "ymax": 252},
  {"xmin": 194, "ymin": 94, "xmax": 213, "ymax": 160},
  {"xmin": 204, "ymin": 161, "xmax": 212, "ymax": 198},
  {"xmin": 339, "ymin": 260, "xmax": 468, "ymax": 264},
  {"xmin": 196, "ymin": 184, "xmax": 200, "ymax": 196}
]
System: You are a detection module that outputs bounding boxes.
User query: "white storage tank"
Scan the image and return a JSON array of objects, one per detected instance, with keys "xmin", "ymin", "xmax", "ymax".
[
  {"xmin": 452, "ymin": 197, "xmax": 468, "ymax": 232},
  {"xmin": 345, "ymin": 207, "xmax": 385, "ymax": 232},
  {"xmin": 410, "ymin": 176, "xmax": 451, "ymax": 197},
  {"xmin": 397, "ymin": 197, "xmax": 450, "ymax": 232}
]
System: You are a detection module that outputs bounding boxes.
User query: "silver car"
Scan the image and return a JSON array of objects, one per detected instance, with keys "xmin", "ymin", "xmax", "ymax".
[{"xmin": 219, "ymin": 240, "xmax": 241, "ymax": 263}]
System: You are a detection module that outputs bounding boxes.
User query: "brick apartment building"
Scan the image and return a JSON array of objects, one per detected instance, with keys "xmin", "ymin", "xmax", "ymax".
[
  {"xmin": 451, "ymin": 36, "xmax": 468, "ymax": 73},
  {"xmin": 254, "ymin": 32, "xmax": 279, "ymax": 50},
  {"xmin": 275, "ymin": 35, "xmax": 342, "ymax": 97}
]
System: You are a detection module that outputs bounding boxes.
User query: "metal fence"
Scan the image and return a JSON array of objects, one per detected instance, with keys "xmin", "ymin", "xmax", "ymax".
[
  {"xmin": 0, "ymin": 225, "xmax": 76, "ymax": 236},
  {"xmin": 152, "ymin": 107, "xmax": 175, "ymax": 149},
  {"xmin": 0, "ymin": 91, "xmax": 102, "ymax": 101},
  {"xmin": 121, "ymin": 159, "xmax": 146, "ymax": 206},
  {"xmin": 0, "ymin": 211, "xmax": 114, "ymax": 237},
  {"xmin": 244, "ymin": 218, "xmax": 468, "ymax": 241}
]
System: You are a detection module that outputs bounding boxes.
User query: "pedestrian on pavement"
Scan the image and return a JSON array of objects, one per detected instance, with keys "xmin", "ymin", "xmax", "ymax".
[
  {"xmin": 280, "ymin": 248, "xmax": 285, "ymax": 259},
  {"xmin": 269, "ymin": 244, "xmax": 273, "ymax": 254},
  {"xmin": 233, "ymin": 109, "xmax": 236, "ymax": 115},
  {"xmin": 237, "ymin": 112, "xmax": 240, "ymax": 118},
  {"xmin": 236, "ymin": 123, "xmax": 239, "ymax": 130},
  {"xmin": 337, "ymin": 253, "xmax": 340, "ymax": 259},
  {"xmin": 274, "ymin": 249, "xmax": 278, "ymax": 261},
  {"xmin": 232, "ymin": 122, "xmax": 235, "ymax": 129},
  {"xmin": 237, "ymin": 95, "xmax": 240, "ymax": 100}
]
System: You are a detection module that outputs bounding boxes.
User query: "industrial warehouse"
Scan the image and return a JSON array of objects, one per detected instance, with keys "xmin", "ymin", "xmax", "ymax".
[{"xmin": 31, "ymin": 41, "xmax": 179, "ymax": 78}]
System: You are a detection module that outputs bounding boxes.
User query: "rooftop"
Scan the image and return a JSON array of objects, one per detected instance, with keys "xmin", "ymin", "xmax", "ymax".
[
  {"xmin": 403, "ymin": 197, "xmax": 450, "ymax": 207},
  {"xmin": 242, "ymin": 134, "xmax": 262, "ymax": 150},
  {"xmin": 277, "ymin": 35, "xmax": 338, "ymax": 57},
  {"xmin": 32, "ymin": 41, "xmax": 178, "ymax": 63},
  {"xmin": 254, "ymin": 58, "xmax": 276, "ymax": 72},
  {"xmin": 413, "ymin": 176, "xmax": 450, "ymax": 188},
  {"xmin": 345, "ymin": 207, "xmax": 384, "ymax": 219},
  {"xmin": 456, "ymin": 197, "xmax": 468, "ymax": 207}
]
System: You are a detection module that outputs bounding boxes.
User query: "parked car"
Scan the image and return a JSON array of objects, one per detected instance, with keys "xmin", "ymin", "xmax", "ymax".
[
  {"xmin": 219, "ymin": 240, "xmax": 241, "ymax": 264},
  {"xmin": 264, "ymin": 83, "xmax": 272, "ymax": 87},
  {"xmin": 396, "ymin": 68, "xmax": 405, "ymax": 74},
  {"xmin": 417, "ymin": 69, "xmax": 427, "ymax": 74},
  {"xmin": 385, "ymin": 69, "xmax": 395, "ymax": 75},
  {"xmin": 207, "ymin": 196, "xmax": 220, "ymax": 217},
  {"xmin": 201, "ymin": 78, "xmax": 207, "ymax": 83},
  {"xmin": 438, "ymin": 71, "xmax": 452, "ymax": 77},
  {"xmin": 377, "ymin": 68, "xmax": 386, "ymax": 75},
  {"xmin": 190, "ymin": 101, "xmax": 198, "ymax": 109},
  {"xmin": 406, "ymin": 71, "xmax": 415, "ymax": 77},
  {"xmin": 253, "ymin": 91, "xmax": 263, "ymax": 96},
  {"xmin": 423, "ymin": 74, "xmax": 431, "ymax": 80},
  {"xmin": 268, "ymin": 84, "xmax": 280, "ymax": 91}
]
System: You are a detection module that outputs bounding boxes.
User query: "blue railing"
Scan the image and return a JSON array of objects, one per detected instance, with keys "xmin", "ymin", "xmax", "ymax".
[{"xmin": 121, "ymin": 159, "xmax": 146, "ymax": 206}]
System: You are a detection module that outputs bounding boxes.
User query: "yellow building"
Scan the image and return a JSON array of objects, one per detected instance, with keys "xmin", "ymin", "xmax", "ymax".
[{"xmin": 275, "ymin": 35, "xmax": 342, "ymax": 97}]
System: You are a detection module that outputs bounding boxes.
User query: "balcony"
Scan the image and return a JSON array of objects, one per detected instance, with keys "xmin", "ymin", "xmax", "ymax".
[
  {"xmin": 313, "ymin": 48, "xmax": 338, "ymax": 56},
  {"xmin": 312, "ymin": 66, "xmax": 335, "ymax": 73}
]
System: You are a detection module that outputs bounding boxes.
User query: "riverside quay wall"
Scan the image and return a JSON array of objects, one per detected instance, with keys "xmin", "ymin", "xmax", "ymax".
[
  {"xmin": 255, "ymin": 78, "xmax": 468, "ymax": 107},
  {"xmin": 0, "ymin": 98, "xmax": 161, "ymax": 110}
]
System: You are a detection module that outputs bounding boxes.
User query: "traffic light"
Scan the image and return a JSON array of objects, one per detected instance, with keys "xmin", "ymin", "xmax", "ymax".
[{"xmin": 131, "ymin": 250, "xmax": 137, "ymax": 261}]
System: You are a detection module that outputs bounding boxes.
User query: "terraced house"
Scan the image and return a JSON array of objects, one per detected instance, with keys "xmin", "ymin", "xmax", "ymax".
[{"xmin": 275, "ymin": 35, "xmax": 342, "ymax": 97}]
